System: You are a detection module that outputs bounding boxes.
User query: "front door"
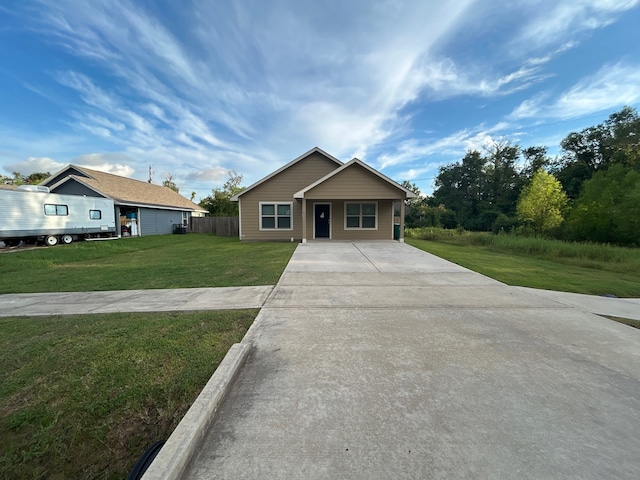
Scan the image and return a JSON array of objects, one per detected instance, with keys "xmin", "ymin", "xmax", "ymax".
[{"xmin": 314, "ymin": 203, "xmax": 330, "ymax": 239}]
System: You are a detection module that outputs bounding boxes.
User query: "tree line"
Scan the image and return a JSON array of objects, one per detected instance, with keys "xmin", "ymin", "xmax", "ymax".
[{"xmin": 406, "ymin": 107, "xmax": 640, "ymax": 247}]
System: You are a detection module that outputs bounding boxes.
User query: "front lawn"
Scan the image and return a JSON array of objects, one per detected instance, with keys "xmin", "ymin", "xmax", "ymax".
[
  {"xmin": 0, "ymin": 234, "xmax": 297, "ymax": 293},
  {"xmin": 405, "ymin": 236, "xmax": 640, "ymax": 298},
  {"xmin": 0, "ymin": 309, "xmax": 258, "ymax": 479}
]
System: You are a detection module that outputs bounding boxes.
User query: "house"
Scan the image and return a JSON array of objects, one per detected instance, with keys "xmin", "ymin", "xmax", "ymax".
[
  {"xmin": 231, "ymin": 147, "xmax": 416, "ymax": 242},
  {"xmin": 40, "ymin": 165, "xmax": 207, "ymax": 237}
]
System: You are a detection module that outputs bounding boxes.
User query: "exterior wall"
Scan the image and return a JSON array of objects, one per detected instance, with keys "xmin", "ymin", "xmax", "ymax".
[
  {"xmin": 305, "ymin": 200, "xmax": 394, "ymax": 241},
  {"xmin": 238, "ymin": 152, "xmax": 340, "ymax": 241},
  {"xmin": 51, "ymin": 181, "xmax": 103, "ymax": 197},
  {"xmin": 42, "ymin": 167, "xmax": 89, "ymax": 187},
  {"xmin": 303, "ymin": 164, "xmax": 403, "ymax": 200},
  {"xmin": 139, "ymin": 208, "xmax": 184, "ymax": 235}
]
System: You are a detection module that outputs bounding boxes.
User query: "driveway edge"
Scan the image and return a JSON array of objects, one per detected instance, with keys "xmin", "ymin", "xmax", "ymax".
[{"xmin": 141, "ymin": 342, "xmax": 250, "ymax": 480}]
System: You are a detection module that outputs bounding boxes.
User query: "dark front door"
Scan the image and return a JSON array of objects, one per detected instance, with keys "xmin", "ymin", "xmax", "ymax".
[{"xmin": 314, "ymin": 204, "xmax": 330, "ymax": 238}]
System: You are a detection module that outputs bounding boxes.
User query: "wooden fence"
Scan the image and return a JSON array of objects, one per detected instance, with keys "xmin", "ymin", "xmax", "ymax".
[{"xmin": 190, "ymin": 216, "xmax": 239, "ymax": 237}]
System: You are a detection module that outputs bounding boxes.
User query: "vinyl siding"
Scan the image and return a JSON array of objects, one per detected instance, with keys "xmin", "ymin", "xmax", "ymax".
[
  {"xmin": 50, "ymin": 180, "xmax": 104, "ymax": 197},
  {"xmin": 303, "ymin": 163, "xmax": 404, "ymax": 200},
  {"xmin": 305, "ymin": 200, "xmax": 394, "ymax": 240},
  {"xmin": 239, "ymin": 153, "xmax": 339, "ymax": 241},
  {"xmin": 139, "ymin": 208, "xmax": 183, "ymax": 235}
]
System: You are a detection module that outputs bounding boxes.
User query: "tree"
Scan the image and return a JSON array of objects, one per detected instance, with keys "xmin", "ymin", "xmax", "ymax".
[
  {"xmin": 8, "ymin": 171, "xmax": 51, "ymax": 186},
  {"xmin": 199, "ymin": 171, "xmax": 245, "ymax": 216},
  {"xmin": 566, "ymin": 164, "xmax": 640, "ymax": 245},
  {"xmin": 554, "ymin": 106, "xmax": 640, "ymax": 198},
  {"xmin": 163, "ymin": 173, "xmax": 179, "ymax": 193},
  {"xmin": 516, "ymin": 169, "xmax": 568, "ymax": 234}
]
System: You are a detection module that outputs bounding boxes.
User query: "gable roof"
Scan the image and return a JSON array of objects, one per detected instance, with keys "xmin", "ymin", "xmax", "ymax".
[
  {"xmin": 231, "ymin": 147, "xmax": 343, "ymax": 201},
  {"xmin": 293, "ymin": 158, "xmax": 417, "ymax": 199},
  {"xmin": 42, "ymin": 165, "xmax": 207, "ymax": 212}
]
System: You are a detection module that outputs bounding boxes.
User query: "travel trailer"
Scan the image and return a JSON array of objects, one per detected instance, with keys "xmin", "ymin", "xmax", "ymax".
[{"xmin": 0, "ymin": 186, "xmax": 116, "ymax": 246}]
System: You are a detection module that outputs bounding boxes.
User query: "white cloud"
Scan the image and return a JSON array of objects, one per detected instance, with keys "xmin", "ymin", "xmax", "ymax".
[
  {"xmin": 515, "ymin": 0, "xmax": 639, "ymax": 51},
  {"xmin": 376, "ymin": 123, "xmax": 510, "ymax": 171},
  {"xmin": 5, "ymin": 0, "xmax": 638, "ymax": 197},
  {"xmin": 72, "ymin": 152, "xmax": 136, "ymax": 177},
  {"xmin": 4, "ymin": 157, "xmax": 65, "ymax": 176},
  {"xmin": 510, "ymin": 63, "xmax": 640, "ymax": 120},
  {"xmin": 186, "ymin": 166, "xmax": 230, "ymax": 182}
]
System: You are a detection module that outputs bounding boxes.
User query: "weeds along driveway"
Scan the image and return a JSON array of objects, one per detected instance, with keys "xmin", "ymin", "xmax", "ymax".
[{"xmin": 185, "ymin": 241, "xmax": 640, "ymax": 480}]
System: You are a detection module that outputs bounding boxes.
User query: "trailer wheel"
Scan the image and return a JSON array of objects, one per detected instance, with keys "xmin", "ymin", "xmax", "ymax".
[
  {"xmin": 61, "ymin": 234, "xmax": 73, "ymax": 244},
  {"xmin": 44, "ymin": 235, "xmax": 58, "ymax": 246}
]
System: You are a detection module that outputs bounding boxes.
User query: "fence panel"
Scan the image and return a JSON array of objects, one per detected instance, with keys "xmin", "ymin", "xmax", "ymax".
[{"xmin": 190, "ymin": 217, "xmax": 239, "ymax": 236}]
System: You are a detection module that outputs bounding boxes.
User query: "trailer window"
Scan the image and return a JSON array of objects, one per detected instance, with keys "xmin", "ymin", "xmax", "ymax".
[
  {"xmin": 89, "ymin": 210, "xmax": 102, "ymax": 220},
  {"xmin": 44, "ymin": 204, "xmax": 69, "ymax": 216}
]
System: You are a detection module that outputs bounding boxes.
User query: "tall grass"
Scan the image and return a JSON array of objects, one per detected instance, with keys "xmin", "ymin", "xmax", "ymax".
[{"xmin": 405, "ymin": 227, "xmax": 640, "ymax": 270}]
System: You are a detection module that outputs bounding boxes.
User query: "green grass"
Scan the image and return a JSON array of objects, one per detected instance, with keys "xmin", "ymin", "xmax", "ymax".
[
  {"xmin": 0, "ymin": 309, "xmax": 258, "ymax": 480},
  {"xmin": 405, "ymin": 232, "xmax": 640, "ymax": 297},
  {"xmin": 602, "ymin": 316, "xmax": 640, "ymax": 330},
  {"xmin": 0, "ymin": 234, "xmax": 297, "ymax": 293}
]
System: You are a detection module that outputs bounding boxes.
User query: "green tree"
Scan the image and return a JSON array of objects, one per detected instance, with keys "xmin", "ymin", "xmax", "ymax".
[
  {"xmin": 567, "ymin": 164, "xmax": 640, "ymax": 245},
  {"xmin": 554, "ymin": 106, "xmax": 640, "ymax": 198},
  {"xmin": 516, "ymin": 169, "xmax": 568, "ymax": 234},
  {"xmin": 163, "ymin": 173, "xmax": 179, "ymax": 193},
  {"xmin": 9, "ymin": 171, "xmax": 51, "ymax": 186},
  {"xmin": 199, "ymin": 171, "xmax": 245, "ymax": 216}
]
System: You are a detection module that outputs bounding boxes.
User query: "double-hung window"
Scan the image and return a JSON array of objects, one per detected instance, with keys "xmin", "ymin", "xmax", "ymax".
[
  {"xmin": 260, "ymin": 202, "xmax": 292, "ymax": 230},
  {"xmin": 44, "ymin": 204, "xmax": 69, "ymax": 216},
  {"xmin": 345, "ymin": 202, "xmax": 377, "ymax": 229}
]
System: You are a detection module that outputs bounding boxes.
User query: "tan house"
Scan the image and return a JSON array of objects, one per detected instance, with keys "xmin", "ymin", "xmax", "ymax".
[
  {"xmin": 231, "ymin": 147, "xmax": 416, "ymax": 242},
  {"xmin": 40, "ymin": 165, "xmax": 207, "ymax": 237}
]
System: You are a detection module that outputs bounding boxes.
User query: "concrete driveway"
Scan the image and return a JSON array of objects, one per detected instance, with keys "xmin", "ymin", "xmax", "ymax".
[{"xmin": 183, "ymin": 241, "xmax": 640, "ymax": 479}]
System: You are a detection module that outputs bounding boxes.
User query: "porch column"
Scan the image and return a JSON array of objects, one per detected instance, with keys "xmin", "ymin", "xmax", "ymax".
[
  {"xmin": 301, "ymin": 198, "xmax": 307, "ymax": 243},
  {"xmin": 399, "ymin": 200, "xmax": 405, "ymax": 242}
]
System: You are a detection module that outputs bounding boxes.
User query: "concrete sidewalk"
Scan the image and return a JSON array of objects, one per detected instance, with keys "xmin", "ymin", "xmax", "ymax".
[
  {"xmin": 0, "ymin": 286, "xmax": 273, "ymax": 316},
  {"xmin": 176, "ymin": 241, "xmax": 640, "ymax": 479},
  {"xmin": 516, "ymin": 287, "xmax": 640, "ymax": 321}
]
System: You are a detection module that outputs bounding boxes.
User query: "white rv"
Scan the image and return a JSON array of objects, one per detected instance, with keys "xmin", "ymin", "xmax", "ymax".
[{"xmin": 0, "ymin": 186, "xmax": 116, "ymax": 246}]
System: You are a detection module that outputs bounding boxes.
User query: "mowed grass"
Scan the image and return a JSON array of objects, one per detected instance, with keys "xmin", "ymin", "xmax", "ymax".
[
  {"xmin": 0, "ymin": 309, "xmax": 258, "ymax": 480},
  {"xmin": 0, "ymin": 234, "xmax": 297, "ymax": 293},
  {"xmin": 405, "ymin": 232, "xmax": 640, "ymax": 297}
]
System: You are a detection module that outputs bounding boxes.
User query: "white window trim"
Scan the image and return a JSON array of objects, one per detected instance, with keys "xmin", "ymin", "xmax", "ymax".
[
  {"xmin": 344, "ymin": 201, "xmax": 378, "ymax": 230},
  {"xmin": 259, "ymin": 201, "xmax": 294, "ymax": 231}
]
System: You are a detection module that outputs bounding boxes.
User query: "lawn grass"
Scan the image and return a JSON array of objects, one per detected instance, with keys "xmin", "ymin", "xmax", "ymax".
[
  {"xmin": 405, "ymin": 236, "xmax": 640, "ymax": 297},
  {"xmin": 0, "ymin": 234, "xmax": 297, "ymax": 293},
  {"xmin": 0, "ymin": 309, "xmax": 258, "ymax": 480}
]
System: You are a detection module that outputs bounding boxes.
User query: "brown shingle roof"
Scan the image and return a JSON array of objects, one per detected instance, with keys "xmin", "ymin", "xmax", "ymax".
[{"xmin": 47, "ymin": 165, "xmax": 206, "ymax": 212}]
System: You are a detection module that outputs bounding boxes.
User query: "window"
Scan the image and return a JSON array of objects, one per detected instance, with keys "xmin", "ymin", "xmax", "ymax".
[
  {"xmin": 260, "ymin": 202, "xmax": 292, "ymax": 230},
  {"xmin": 345, "ymin": 202, "xmax": 377, "ymax": 229},
  {"xmin": 44, "ymin": 204, "xmax": 68, "ymax": 216},
  {"xmin": 89, "ymin": 210, "xmax": 102, "ymax": 220}
]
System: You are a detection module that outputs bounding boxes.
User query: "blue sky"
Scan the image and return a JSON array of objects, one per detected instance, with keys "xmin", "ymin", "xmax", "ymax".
[{"xmin": 1, "ymin": 0, "xmax": 639, "ymax": 199}]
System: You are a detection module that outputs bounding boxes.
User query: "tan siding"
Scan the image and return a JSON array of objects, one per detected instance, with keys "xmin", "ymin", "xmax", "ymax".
[
  {"xmin": 239, "ymin": 153, "xmax": 339, "ymax": 241},
  {"xmin": 304, "ymin": 164, "xmax": 404, "ymax": 200},
  {"xmin": 305, "ymin": 200, "xmax": 394, "ymax": 240}
]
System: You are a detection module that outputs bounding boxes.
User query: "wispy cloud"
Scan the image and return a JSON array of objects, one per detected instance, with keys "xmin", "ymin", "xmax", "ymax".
[
  {"xmin": 2, "ymin": 0, "xmax": 638, "ymax": 197},
  {"xmin": 514, "ymin": 0, "xmax": 639, "ymax": 51},
  {"xmin": 376, "ymin": 122, "xmax": 512, "ymax": 171},
  {"xmin": 510, "ymin": 63, "xmax": 640, "ymax": 120}
]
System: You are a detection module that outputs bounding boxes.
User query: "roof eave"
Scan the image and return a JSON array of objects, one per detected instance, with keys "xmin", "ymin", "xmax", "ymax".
[{"xmin": 233, "ymin": 147, "xmax": 343, "ymax": 200}]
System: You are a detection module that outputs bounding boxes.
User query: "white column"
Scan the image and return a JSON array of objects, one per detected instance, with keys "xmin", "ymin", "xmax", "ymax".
[
  {"xmin": 399, "ymin": 200, "xmax": 405, "ymax": 242},
  {"xmin": 301, "ymin": 198, "xmax": 307, "ymax": 243}
]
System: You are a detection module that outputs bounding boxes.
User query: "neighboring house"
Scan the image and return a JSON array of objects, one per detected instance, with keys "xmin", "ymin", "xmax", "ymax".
[
  {"xmin": 231, "ymin": 147, "xmax": 416, "ymax": 242},
  {"xmin": 40, "ymin": 165, "xmax": 207, "ymax": 237}
]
